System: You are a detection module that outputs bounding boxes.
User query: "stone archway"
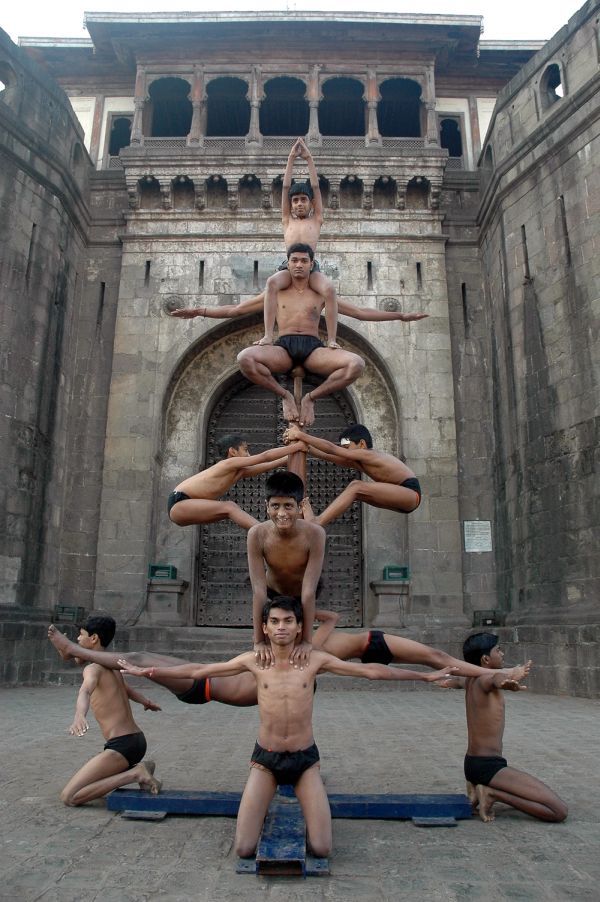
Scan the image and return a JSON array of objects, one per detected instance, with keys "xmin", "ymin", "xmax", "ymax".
[{"xmin": 156, "ymin": 318, "xmax": 402, "ymax": 627}]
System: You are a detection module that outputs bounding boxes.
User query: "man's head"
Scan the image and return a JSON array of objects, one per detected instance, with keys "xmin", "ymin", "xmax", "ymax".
[
  {"xmin": 265, "ymin": 470, "xmax": 304, "ymax": 530},
  {"xmin": 339, "ymin": 423, "xmax": 373, "ymax": 450},
  {"xmin": 78, "ymin": 615, "xmax": 116, "ymax": 650},
  {"xmin": 216, "ymin": 433, "xmax": 249, "ymax": 459},
  {"xmin": 262, "ymin": 596, "xmax": 303, "ymax": 645},
  {"xmin": 289, "ymin": 181, "xmax": 314, "ymax": 219},
  {"xmin": 287, "ymin": 243, "xmax": 314, "ymax": 281},
  {"xmin": 463, "ymin": 632, "xmax": 503, "ymax": 668}
]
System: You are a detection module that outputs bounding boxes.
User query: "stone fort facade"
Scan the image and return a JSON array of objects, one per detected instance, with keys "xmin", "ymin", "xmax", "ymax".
[{"xmin": 0, "ymin": 6, "xmax": 598, "ymax": 693}]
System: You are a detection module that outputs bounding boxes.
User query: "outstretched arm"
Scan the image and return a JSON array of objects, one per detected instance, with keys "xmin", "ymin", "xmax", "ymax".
[
  {"xmin": 284, "ymin": 425, "xmax": 362, "ymax": 468},
  {"xmin": 297, "ymin": 526, "xmax": 326, "ymax": 655},
  {"xmin": 338, "ymin": 299, "xmax": 428, "ymax": 322},
  {"xmin": 118, "ymin": 652, "xmax": 255, "ymax": 682},
  {"xmin": 297, "ymin": 138, "xmax": 323, "ymax": 223},
  {"xmin": 239, "ymin": 441, "xmax": 308, "ymax": 477},
  {"xmin": 281, "ymin": 139, "xmax": 302, "ymax": 226},
  {"xmin": 476, "ymin": 661, "xmax": 532, "ymax": 693},
  {"xmin": 168, "ymin": 295, "xmax": 265, "ymax": 320},
  {"xmin": 124, "ymin": 682, "xmax": 162, "ymax": 711}
]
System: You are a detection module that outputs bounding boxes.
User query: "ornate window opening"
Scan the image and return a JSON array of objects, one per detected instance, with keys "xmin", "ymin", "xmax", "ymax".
[
  {"xmin": 406, "ymin": 176, "xmax": 429, "ymax": 209},
  {"xmin": 108, "ymin": 116, "xmax": 132, "ymax": 155},
  {"xmin": 138, "ymin": 176, "xmax": 161, "ymax": 209},
  {"xmin": 319, "ymin": 77, "xmax": 366, "ymax": 136},
  {"xmin": 373, "ymin": 176, "xmax": 396, "ymax": 209},
  {"xmin": 239, "ymin": 174, "xmax": 262, "ymax": 208},
  {"xmin": 540, "ymin": 63, "xmax": 564, "ymax": 111},
  {"xmin": 377, "ymin": 78, "xmax": 422, "ymax": 137},
  {"xmin": 260, "ymin": 76, "xmax": 309, "ymax": 136},
  {"xmin": 206, "ymin": 174, "xmax": 228, "ymax": 208},
  {"xmin": 439, "ymin": 117, "xmax": 463, "ymax": 157},
  {"xmin": 172, "ymin": 176, "xmax": 195, "ymax": 209},
  {"xmin": 340, "ymin": 175, "xmax": 363, "ymax": 209},
  {"xmin": 148, "ymin": 77, "xmax": 192, "ymax": 137},
  {"xmin": 206, "ymin": 77, "xmax": 250, "ymax": 137}
]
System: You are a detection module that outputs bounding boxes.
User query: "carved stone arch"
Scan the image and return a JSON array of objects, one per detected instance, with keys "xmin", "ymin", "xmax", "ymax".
[{"xmin": 154, "ymin": 317, "xmax": 403, "ymax": 626}]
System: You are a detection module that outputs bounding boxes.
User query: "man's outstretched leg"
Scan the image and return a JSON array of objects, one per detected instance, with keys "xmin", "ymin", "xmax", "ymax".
[{"xmin": 476, "ymin": 766, "xmax": 567, "ymax": 823}]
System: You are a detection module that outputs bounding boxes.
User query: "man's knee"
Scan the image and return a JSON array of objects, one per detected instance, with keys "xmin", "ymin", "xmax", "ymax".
[
  {"xmin": 308, "ymin": 834, "xmax": 332, "ymax": 858},
  {"xmin": 350, "ymin": 354, "xmax": 365, "ymax": 376},
  {"xmin": 60, "ymin": 788, "xmax": 77, "ymax": 806},
  {"xmin": 235, "ymin": 838, "xmax": 257, "ymax": 859},
  {"xmin": 237, "ymin": 348, "xmax": 255, "ymax": 371},
  {"xmin": 550, "ymin": 800, "xmax": 568, "ymax": 822}
]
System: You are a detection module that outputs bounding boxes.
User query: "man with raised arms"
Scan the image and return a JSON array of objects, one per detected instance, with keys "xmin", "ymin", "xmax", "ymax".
[{"xmin": 118, "ymin": 596, "xmax": 456, "ymax": 860}]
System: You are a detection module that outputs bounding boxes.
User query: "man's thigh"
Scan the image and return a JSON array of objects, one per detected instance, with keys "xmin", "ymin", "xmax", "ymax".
[
  {"xmin": 294, "ymin": 765, "xmax": 332, "ymax": 850},
  {"xmin": 62, "ymin": 749, "xmax": 128, "ymax": 796},
  {"xmin": 238, "ymin": 344, "xmax": 292, "ymax": 373},
  {"xmin": 235, "ymin": 766, "xmax": 277, "ymax": 854},
  {"xmin": 304, "ymin": 346, "xmax": 361, "ymax": 375}
]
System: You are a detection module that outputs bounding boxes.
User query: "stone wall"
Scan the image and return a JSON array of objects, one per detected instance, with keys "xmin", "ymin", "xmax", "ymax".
[{"xmin": 478, "ymin": 0, "xmax": 599, "ymax": 628}]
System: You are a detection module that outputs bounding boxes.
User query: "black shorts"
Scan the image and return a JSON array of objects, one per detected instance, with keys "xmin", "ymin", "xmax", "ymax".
[
  {"xmin": 167, "ymin": 490, "xmax": 191, "ymax": 516},
  {"xmin": 175, "ymin": 677, "xmax": 211, "ymax": 704},
  {"xmin": 360, "ymin": 630, "xmax": 393, "ymax": 666},
  {"xmin": 104, "ymin": 731, "xmax": 147, "ymax": 768},
  {"xmin": 278, "ymin": 259, "xmax": 321, "ymax": 273},
  {"xmin": 266, "ymin": 581, "xmax": 323, "ymax": 602},
  {"xmin": 464, "ymin": 754, "xmax": 508, "ymax": 786},
  {"xmin": 250, "ymin": 741, "xmax": 320, "ymax": 785},
  {"xmin": 400, "ymin": 477, "xmax": 422, "ymax": 509},
  {"xmin": 274, "ymin": 334, "xmax": 324, "ymax": 366}
]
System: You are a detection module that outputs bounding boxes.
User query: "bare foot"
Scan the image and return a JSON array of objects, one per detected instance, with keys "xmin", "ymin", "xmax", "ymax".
[
  {"xmin": 48, "ymin": 624, "xmax": 76, "ymax": 661},
  {"xmin": 299, "ymin": 392, "xmax": 315, "ymax": 426},
  {"xmin": 282, "ymin": 391, "xmax": 300, "ymax": 423},
  {"xmin": 300, "ymin": 497, "xmax": 316, "ymax": 522},
  {"xmin": 466, "ymin": 781, "xmax": 479, "ymax": 811},
  {"xmin": 136, "ymin": 763, "xmax": 161, "ymax": 795},
  {"xmin": 144, "ymin": 759, "xmax": 156, "ymax": 776},
  {"xmin": 476, "ymin": 785, "xmax": 495, "ymax": 822}
]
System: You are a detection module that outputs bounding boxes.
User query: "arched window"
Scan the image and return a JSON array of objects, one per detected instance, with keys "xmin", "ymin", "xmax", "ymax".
[
  {"xmin": 406, "ymin": 177, "xmax": 429, "ymax": 210},
  {"xmin": 260, "ymin": 77, "xmax": 309, "ymax": 136},
  {"xmin": 340, "ymin": 175, "xmax": 363, "ymax": 208},
  {"xmin": 138, "ymin": 176, "xmax": 161, "ymax": 209},
  {"xmin": 206, "ymin": 77, "xmax": 250, "ymax": 137},
  {"xmin": 373, "ymin": 176, "xmax": 396, "ymax": 209},
  {"xmin": 318, "ymin": 175, "xmax": 330, "ymax": 208},
  {"xmin": 239, "ymin": 174, "xmax": 261, "ymax": 209},
  {"xmin": 540, "ymin": 63, "xmax": 564, "ymax": 111},
  {"xmin": 149, "ymin": 77, "xmax": 192, "ymax": 137},
  {"xmin": 319, "ymin": 78, "xmax": 365, "ymax": 136},
  {"xmin": 108, "ymin": 116, "xmax": 132, "ymax": 155},
  {"xmin": 271, "ymin": 176, "xmax": 283, "ymax": 210},
  {"xmin": 172, "ymin": 176, "xmax": 195, "ymax": 210},
  {"xmin": 440, "ymin": 118, "xmax": 463, "ymax": 157},
  {"xmin": 377, "ymin": 78, "xmax": 422, "ymax": 137},
  {"xmin": 206, "ymin": 175, "xmax": 228, "ymax": 209}
]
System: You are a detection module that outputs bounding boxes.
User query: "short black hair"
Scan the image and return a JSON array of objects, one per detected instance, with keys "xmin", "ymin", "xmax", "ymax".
[
  {"xmin": 339, "ymin": 423, "xmax": 373, "ymax": 448},
  {"xmin": 463, "ymin": 632, "xmax": 498, "ymax": 666},
  {"xmin": 265, "ymin": 470, "xmax": 304, "ymax": 504},
  {"xmin": 289, "ymin": 181, "xmax": 314, "ymax": 200},
  {"xmin": 216, "ymin": 434, "xmax": 247, "ymax": 458},
  {"xmin": 82, "ymin": 615, "xmax": 116, "ymax": 648},
  {"xmin": 262, "ymin": 595, "xmax": 303, "ymax": 624},
  {"xmin": 287, "ymin": 242, "xmax": 315, "ymax": 261}
]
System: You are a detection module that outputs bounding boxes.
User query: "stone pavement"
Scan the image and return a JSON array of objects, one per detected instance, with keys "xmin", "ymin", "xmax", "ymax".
[{"xmin": 1, "ymin": 682, "xmax": 599, "ymax": 902}]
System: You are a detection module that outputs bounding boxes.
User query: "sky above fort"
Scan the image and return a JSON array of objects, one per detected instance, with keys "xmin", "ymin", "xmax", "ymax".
[{"xmin": 4, "ymin": 0, "xmax": 573, "ymax": 44}]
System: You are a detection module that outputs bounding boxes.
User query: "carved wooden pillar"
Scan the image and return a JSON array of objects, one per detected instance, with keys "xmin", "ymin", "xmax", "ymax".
[
  {"xmin": 363, "ymin": 181, "xmax": 373, "ymax": 211},
  {"xmin": 396, "ymin": 182, "xmax": 407, "ymax": 211},
  {"xmin": 187, "ymin": 67, "xmax": 205, "ymax": 146},
  {"xmin": 247, "ymin": 66, "xmax": 262, "ymax": 146},
  {"xmin": 227, "ymin": 181, "xmax": 239, "ymax": 210},
  {"xmin": 130, "ymin": 66, "xmax": 147, "ymax": 145},
  {"xmin": 160, "ymin": 182, "xmax": 172, "ymax": 210},
  {"xmin": 423, "ymin": 66, "xmax": 439, "ymax": 146},
  {"xmin": 329, "ymin": 178, "xmax": 340, "ymax": 210},
  {"xmin": 194, "ymin": 180, "xmax": 206, "ymax": 210},
  {"xmin": 366, "ymin": 68, "xmax": 382, "ymax": 146},
  {"xmin": 261, "ymin": 182, "xmax": 272, "ymax": 210},
  {"xmin": 307, "ymin": 65, "xmax": 322, "ymax": 146}
]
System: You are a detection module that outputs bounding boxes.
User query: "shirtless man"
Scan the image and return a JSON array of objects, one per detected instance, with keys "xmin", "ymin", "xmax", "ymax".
[
  {"xmin": 59, "ymin": 616, "xmax": 161, "ymax": 806},
  {"xmin": 248, "ymin": 470, "xmax": 325, "ymax": 667},
  {"xmin": 118, "ymin": 596, "xmax": 456, "ymax": 859},
  {"xmin": 168, "ymin": 432, "xmax": 306, "ymax": 531},
  {"xmin": 236, "ymin": 244, "xmax": 365, "ymax": 426},
  {"xmin": 444, "ymin": 633, "xmax": 567, "ymax": 824},
  {"xmin": 260, "ymin": 137, "xmax": 338, "ymax": 350},
  {"xmin": 284, "ymin": 422, "xmax": 421, "ymax": 524},
  {"xmin": 48, "ymin": 610, "xmax": 522, "ymax": 711}
]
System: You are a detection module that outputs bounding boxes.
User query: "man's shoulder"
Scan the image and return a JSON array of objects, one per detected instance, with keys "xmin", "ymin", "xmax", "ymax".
[{"xmin": 298, "ymin": 519, "xmax": 325, "ymax": 538}]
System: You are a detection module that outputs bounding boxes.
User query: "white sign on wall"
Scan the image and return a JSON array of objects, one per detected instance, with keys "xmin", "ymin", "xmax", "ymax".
[{"xmin": 464, "ymin": 520, "xmax": 492, "ymax": 553}]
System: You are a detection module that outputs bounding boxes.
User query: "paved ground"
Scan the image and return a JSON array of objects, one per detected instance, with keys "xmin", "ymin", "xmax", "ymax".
[{"xmin": 1, "ymin": 681, "xmax": 599, "ymax": 902}]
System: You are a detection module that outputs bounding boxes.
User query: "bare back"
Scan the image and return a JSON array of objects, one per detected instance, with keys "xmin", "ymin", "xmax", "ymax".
[
  {"xmin": 353, "ymin": 449, "xmax": 415, "ymax": 484},
  {"xmin": 175, "ymin": 459, "xmax": 243, "ymax": 499},
  {"xmin": 276, "ymin": 284, "xmax": 324, "ymax": 337},
  {"xmin": 465, "ymin": 677, "xmax": 506, "ymax": 757},
  {"xmin": 86, "ymin": 664, "xmax": 141, "ymax": 741}
]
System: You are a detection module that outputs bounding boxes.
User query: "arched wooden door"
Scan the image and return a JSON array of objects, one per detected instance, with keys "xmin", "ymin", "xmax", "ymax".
[{"xmin": 196, "ymin": 377, "xmax": 362, "ymax": 626}]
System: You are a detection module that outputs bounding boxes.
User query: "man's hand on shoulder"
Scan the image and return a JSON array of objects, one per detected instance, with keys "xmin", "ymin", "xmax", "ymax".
[
  {"xmin": 254, "ymin": 641, "xmax": 275, "ymax": 669},
  {"xmin": 289, "ymin": 640, "xmax": 312, "ymax": 668}
]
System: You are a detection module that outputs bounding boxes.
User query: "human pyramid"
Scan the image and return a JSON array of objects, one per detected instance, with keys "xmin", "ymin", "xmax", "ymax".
[{"xmin": 48, "ymin": 138, "xmax": 566, "ymax": 861}]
